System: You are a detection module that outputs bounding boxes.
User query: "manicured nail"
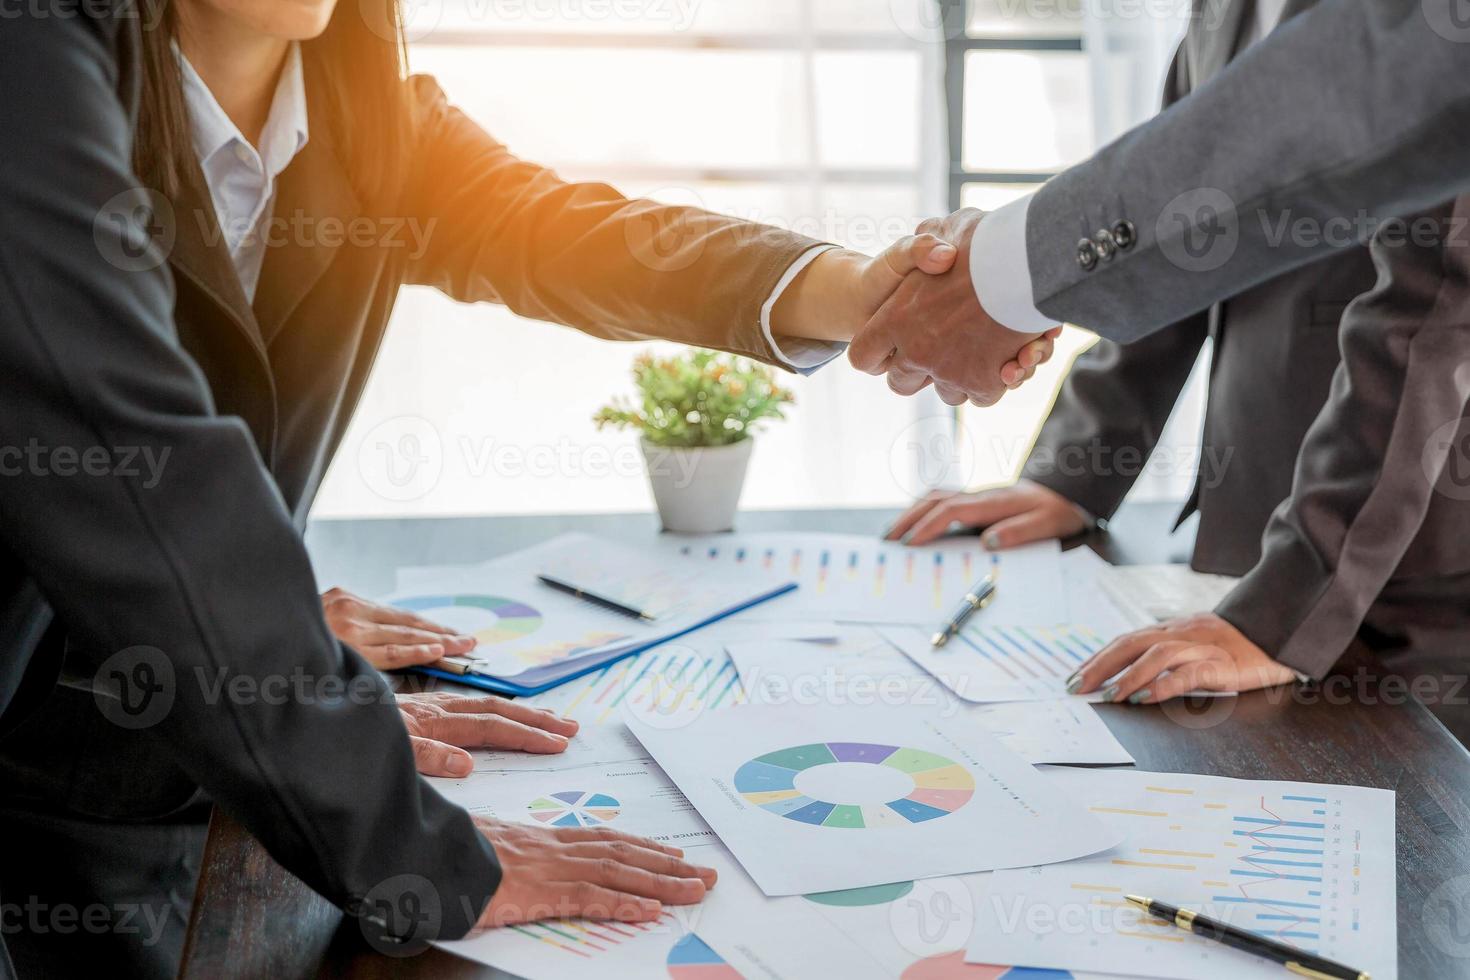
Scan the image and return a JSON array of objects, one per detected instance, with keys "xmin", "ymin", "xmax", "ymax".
[
  {"xmin": 983, "ymin": 532, "xmax": 1001, "ymax": 550},
  {"xmin": 932, "ymin": 243, "xmax": 956, "ymax": 258},
  {"xmin": 1102, "ymin": 684, "xmax": 1120, "ymax": 702},
  {"xmin": 900, "ymin": 531, "xmax": 916, "ymax": 544},
  {"xmin": 1065, "ymin": 675, "xmax": 1084, "ymax": 695},
  {"xmin": 1127, "ymin": 689, "xmax": 1151, "ymax": 705},
  {"xmin": 449, "ymin": 754, "xmax": 473, "ymax": 776}
]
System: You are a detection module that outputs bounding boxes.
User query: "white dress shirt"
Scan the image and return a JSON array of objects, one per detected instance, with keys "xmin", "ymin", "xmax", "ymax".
[
  {"xmin": 971, "ymin": 0, "xmax": 1291, "ymax": 332},
  {"xmin": 180, "ymin": 44, "xmax": 835, "ymax": 371},
  {"xmin": 180, "ymin": 43, "xmax": 309, "ymax": 303}
]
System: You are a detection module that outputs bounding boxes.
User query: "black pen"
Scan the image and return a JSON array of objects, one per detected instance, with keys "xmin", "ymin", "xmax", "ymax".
[
  {"xmin": 930, "ymin": 574, "xmax": 997, "ymax": 647},
  {"xmin": 537, "ymin": 573, "xmax": 658, "ymax": 623},
  {"xmin": 1125, "ymin": 895, "xmax": 1369, "ymax": 980}
]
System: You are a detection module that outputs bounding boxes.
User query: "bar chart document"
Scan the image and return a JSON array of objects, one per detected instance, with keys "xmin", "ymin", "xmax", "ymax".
[
  {"xmin": 659, "ymin": 532, "xmax": 1065, "ymax": 625},
  {"xmin": 967, "ymin": 767, "xmax": 1396, "ymax": 980},
  {"xmin": 630, "ymin": 703, "xmax": 1123, "ymax": 895}
]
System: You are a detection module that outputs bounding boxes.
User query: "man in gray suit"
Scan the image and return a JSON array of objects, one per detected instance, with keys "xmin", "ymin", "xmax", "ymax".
[
  {"xmin": 888, "ymin": 0, "xmax": 1470, "ymax": 739},
  {"xmin": 851, "ymin": 0, "xmax": 1470, "ymax": 403}
]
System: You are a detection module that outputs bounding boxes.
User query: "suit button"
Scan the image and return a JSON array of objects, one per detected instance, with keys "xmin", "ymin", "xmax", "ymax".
[
  {"xmin": 1111, "ymin": 219, "xmax": 1137, "ymax": 249},
  {"xmin": 1093, "ymin": 230, "xmax": 1117, "ymax": 261},
  {"xmin": 1076, "ymin": 238, "xmax": 1098, "ymax": 271}
]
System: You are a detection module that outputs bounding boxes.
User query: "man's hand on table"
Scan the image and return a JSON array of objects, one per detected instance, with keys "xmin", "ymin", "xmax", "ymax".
[
  {"xmin": 398, "ymin": 692, "xmax": 579, "ymax": 776},
  {"xmin": 476, "ymin": 818, "xmax": 716, "ymax": 926},
  {"xmin": 323, "ymin": 586, "xmax": 478, "ymax": 668},
  {"xmin": 1068, "ymin": 613, "xmax": 1297, "ymax": 703},
  {"xmin": 849, "ymin": 209, "xmax": 1061, "ymax": 407}
]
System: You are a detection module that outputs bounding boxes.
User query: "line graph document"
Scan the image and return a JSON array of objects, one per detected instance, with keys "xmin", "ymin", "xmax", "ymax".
[{"xmin": 966, "ymin": 767, "xmax": 1396, "ymax": 980}]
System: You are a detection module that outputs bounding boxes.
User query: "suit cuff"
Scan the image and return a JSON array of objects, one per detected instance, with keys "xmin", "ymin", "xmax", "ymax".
[
  {"xmin": 969, "ymin": 193, "xmax": 1061, "ymax": 334},
  {"xmin": 761, "ymin": 245, "xmax": 846, "ymax": 375}
]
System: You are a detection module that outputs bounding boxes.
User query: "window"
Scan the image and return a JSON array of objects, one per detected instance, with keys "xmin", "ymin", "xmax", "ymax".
[{"xmin": 310, "ymin": 0, "xmax": 1188, "ymax": 519}]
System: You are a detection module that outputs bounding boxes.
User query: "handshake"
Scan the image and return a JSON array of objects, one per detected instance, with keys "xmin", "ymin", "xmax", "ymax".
[{"xmin": 774, "ymin": 208, "xmax": 1062, "ymax": 406}]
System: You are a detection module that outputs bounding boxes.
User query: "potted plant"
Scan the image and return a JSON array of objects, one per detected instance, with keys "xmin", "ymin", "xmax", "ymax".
[{"xmin": 595, "ymin": 351, "xmax": 794, "ymax": 533}]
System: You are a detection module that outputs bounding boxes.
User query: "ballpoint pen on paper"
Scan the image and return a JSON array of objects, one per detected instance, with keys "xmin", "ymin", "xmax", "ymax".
[
  {"xmin": 930, "ymin": 573, "xmax": 997, "ymax": 647},
  {"xmin": 536, "ymin": 573, "xmax": 658, "ymax": 623},
  {"xmin": 1124, "ymin": 895, "xmax": 1369, "ymax": 980}
]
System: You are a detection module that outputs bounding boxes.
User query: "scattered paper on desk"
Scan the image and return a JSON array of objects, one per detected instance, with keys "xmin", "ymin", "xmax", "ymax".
[
  {"xmin": 629, "ymin": 702, "xmax": 1124, "ymax": 896},
  {"xmin": 387, "ymin": 533, "xmax": 792, "ymax": 684},
  {"xmin": 437, "ymin": 842, "xmax": 890, "ymax": 980},
  {"xmin": 725, "ymin": 626, "xmax": 1134, "ymax": 766},
  {"xmin": 1099, "ymin": 563, "xmax": 1241, "ymax": 622},
  {"xmin": 966, "ymin": 767, "xmax": 1396, "ymax": 980},
  {"xmin": 658, "ymin": 532, "xmax": 1067, "ymax": 625}
]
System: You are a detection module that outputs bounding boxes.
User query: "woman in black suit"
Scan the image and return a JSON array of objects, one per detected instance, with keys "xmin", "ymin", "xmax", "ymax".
[{"xmin": 0, "ymin": 0, "xmax": 1058, "ymax": 974}]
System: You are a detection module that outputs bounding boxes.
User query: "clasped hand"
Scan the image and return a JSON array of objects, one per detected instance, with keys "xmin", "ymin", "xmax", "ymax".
[{"xmin": 850, "ymin": 208, "xmax": 1060, "ymax": 406}]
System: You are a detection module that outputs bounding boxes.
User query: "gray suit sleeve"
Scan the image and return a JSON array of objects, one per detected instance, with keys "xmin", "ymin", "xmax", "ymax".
[
  {"xmin": 1026, "ymin": 0, "xmax": 1470, "ymax": 341},
  {"xmin": 1023, "ymin": 42, "xmax": 1211, "ymax": 519},
  {"xmin": 1216, "ymin": 196, "xmax": 1470, "ymax": 677},
  {"xmin": 0, "ymin": 13, "xmax": 497, "ymax": 939}
]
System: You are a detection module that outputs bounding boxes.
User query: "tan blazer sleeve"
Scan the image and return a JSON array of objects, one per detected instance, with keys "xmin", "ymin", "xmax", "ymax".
[
  {"xmin": 1216, "ymin": 195, "xmax": 1470, "ymax": 678},
  {"xmin": 400, "ymin": 75, "xmax": 827, "ymax": 366}
]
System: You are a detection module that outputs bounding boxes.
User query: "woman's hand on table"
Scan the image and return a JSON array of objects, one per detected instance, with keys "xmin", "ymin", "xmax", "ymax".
[
  {"xmin": 322, "ymin": 586, "xmax": 477, "ymax": 668},
  {"xmin": 885, "ymin": 479, "xmax": 1092, "ymax": 547},
  {"xmin": 476, "ymin": 817, "xmax": 716, "ymax": 926},
  {"xmin": 398, "ymin": 692, "xmax": 579, "ymax": 777},
  {"xmin": 1068, "ymin": 613, "xmax": 1297, "ymax": 703}
]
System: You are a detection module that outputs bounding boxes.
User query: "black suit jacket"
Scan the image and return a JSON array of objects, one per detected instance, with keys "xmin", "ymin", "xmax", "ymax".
[
  {"xmin": 0, "ymin": 8, "xmax": 498, "ymax": 943},
  {"xmin": 0, "ymin": 1, "xmax": 823, "ymax": 925}
]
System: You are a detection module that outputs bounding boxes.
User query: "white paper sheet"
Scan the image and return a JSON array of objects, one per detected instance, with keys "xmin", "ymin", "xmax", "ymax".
[
  {"xmin": 436, "ymin": 842, "xmax": 888, "ymax": 980},
  {"xmin": 388, "ymin": 533, "xmax": 791, "ymax": 680},
  {"xmin": 966, "ymin": 767, "xmax": 1397, "ymax": 980},
  {"xmin": 656, "ymin": 532, "xmax": 1067, "ymax": 625},
  {"xmin": 630, "ymin": 703, "xmax": 1124, "ymax": 895},
  {"xmin": 725, "ymin": 628, "xmax": 1133, "ymax": 766},
  {"xmin": 1099, "ymin": 563, "xmax": 1241, "ymax": 622}
]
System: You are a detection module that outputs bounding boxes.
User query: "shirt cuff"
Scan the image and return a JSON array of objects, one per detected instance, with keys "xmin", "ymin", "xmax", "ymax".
[
  {"xmin": 969, "ymin": 193, "xmax": 1061, "ymax": 334},
  {"xmin": 761, "ymin": 244, "xmax": 847, "ymax": 375}
]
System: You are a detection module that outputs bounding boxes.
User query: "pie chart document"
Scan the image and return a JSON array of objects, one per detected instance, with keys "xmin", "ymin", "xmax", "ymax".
[{"xmin": 630, "ymin": 703, "xmax": 1124, "ymax": 896}]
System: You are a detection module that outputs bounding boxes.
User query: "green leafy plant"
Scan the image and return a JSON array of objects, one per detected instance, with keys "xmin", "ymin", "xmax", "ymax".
[{"xmin": 594, "ymin": 351, "xmax": 795, "ymax": 448}]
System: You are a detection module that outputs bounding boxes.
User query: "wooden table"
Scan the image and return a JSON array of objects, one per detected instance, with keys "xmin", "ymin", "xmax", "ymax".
[{"xmin": 178, "ymin": 504, "xmax": 1470, "ymax": 979}]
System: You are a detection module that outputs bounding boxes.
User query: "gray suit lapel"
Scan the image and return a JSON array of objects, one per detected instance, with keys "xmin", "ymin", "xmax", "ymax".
[{"xmin": 1190, "ymin": 0, "xmax": 1254, "ymax": 89}]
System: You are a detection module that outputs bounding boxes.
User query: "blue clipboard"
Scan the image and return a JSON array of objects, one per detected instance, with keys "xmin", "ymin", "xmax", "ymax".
[{"xmin": 405, "ymin": 581, "xmax": 797, "ymax": 697}]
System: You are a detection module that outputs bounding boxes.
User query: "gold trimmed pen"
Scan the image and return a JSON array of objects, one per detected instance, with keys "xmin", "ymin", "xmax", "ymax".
[
  {"xmin": 1124, "ymin": 895, "xmax": 1369, "ymax": 980},
  {"xmin": 930, "ymin": 574, "xmax": 997, "ymax": 647}
]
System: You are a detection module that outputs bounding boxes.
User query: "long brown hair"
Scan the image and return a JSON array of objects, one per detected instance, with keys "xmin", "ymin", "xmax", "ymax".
[{"xmin": 134, "ymin": 0, "xmax": 410, "ymax": 208}]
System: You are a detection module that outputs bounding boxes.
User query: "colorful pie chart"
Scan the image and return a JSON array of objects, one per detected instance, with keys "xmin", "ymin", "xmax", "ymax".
[
  {"xmin": 902, "ymin": 952, "xmax": 1074, "ymax": 979},
  {"xmin": 527, "ymin": 791, "xmax": 621, "ymax": 828},
  {"xmin": 394, "ymin": 594, "xmax": 542, "ymax": 644},
  {"xmin": 733, "ymin": 742, "xmax": 974, "ymax": 829},
  {"xmin": 666, "ymin": 933, "xmax": 742, "ymax": 979}
]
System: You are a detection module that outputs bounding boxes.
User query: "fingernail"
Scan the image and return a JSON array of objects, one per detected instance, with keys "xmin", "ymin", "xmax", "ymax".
[
  {"xmin": 900, "ymin": 531, "xmax": 915, "ymax": 544},
  {"xmin": 983, "ymin": 532, "xmax": 1001, "ymax": 550},
  {"xmin": 1065, "ymin": 675, "xmax": 1083, "ymax": 695},
  {"xmin": 932, "ymin": 243, "xmax": 956, "ymax": 257},
  {"xmin": 1102, "ymin": 684, "xmax": 1120, "ymax": 702},
  {"xmin": 449, "ymin": 754, "xmax": 473, "ymax": 776},
  {"xmin": 1128, "ymin": 689, "xmax": 1151, "ymax": 705}
]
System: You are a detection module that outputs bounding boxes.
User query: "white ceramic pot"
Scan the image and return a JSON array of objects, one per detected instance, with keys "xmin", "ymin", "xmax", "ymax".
[{"xmin": 640, "ymin": 437, "xmax": 754, "ymax": 533}]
